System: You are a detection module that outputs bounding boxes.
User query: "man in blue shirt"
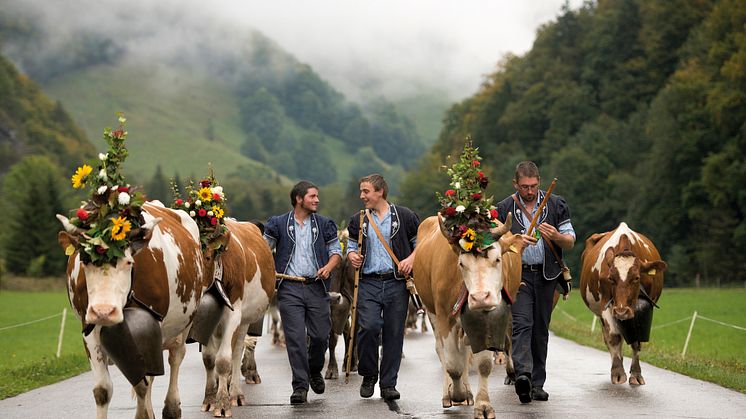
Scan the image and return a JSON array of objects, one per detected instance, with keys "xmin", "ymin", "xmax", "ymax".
[
  {"xmin": 347, "ymin": 174, "xmax": 420, "ymax": 401},
  {"xmin": 264, "ymin": 181, "xmax": 342, "ymax": 404},
  {"xmin": 496, "ymin": 161, "xmax": 576, "ymax": 404}
]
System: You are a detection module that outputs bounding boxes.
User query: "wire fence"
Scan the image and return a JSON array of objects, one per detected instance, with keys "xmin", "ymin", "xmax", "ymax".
[
  {"xmin": 0, "ymin": 308, "xmax": 72, "ymax": 357},
  {"xmin": 556, "ymin": 307, "xmax": 746, "ymax": 359}
]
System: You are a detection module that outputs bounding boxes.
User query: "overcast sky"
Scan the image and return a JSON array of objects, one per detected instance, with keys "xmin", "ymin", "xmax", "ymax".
[
  {"xmin": 6, "ymin": 0, "xmax": 585, "ymax": 102},
  {"xmin": 205, "ymin": 0, "xmax": 586, "ymax": 100}
]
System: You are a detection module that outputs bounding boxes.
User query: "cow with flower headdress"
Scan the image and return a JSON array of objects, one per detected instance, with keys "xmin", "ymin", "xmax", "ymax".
[
  {"xmin": 413, "ymin": 142, "xmax": 526, "ymax": 419},
  {"xmin": 171, "ymin": 174, "xmax": 275, "ymax": 417},
  {"xmin": 57, "ymin": 115, "xmax": 223, "ymax": 419}
]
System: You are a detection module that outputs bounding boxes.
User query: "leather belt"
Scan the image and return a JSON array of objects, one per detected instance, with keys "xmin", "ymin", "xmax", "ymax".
[
  {"xmin": 363, "ymin": 271, "xmax": 396, "ymax": 280},
  {"xmin": 522, "ymin": 264, "xmax": 543, "ymax": 272}
]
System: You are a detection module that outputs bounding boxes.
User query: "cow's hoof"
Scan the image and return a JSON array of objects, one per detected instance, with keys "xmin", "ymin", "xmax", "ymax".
[
  {"xmin": 442, "ymin": 397, "xmax": 452, "ymax": 408},
  {"xmin": 244, "ymin": 373, "xmax": 261, "ymax": 384},
  {"xmin": 611, "ymin": 371, "xmax": 627, "ymax": 385},
  {"xmin": 162, "ymin": 402, "xmax": 181, "ymax": 419},
  {"xmin": 503, "ymin": 375, "xmax": 515, "ymax": 385},
  {"xmin": 201, "ymin": 403, "xmax": 211, "ymax": 412},
  {"xmin": 629, "ymin": 374, "xmax": 645, "ymax": 385},
  {"xmin": 325, "ymin": 368, "xmax": 339, "ymax": 380},
  {"xmin": 474, "ymin": 405, "xmax": 495, "ymax": 419}
]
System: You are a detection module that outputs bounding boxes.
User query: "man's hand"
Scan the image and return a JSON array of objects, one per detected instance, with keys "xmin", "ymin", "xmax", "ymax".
[
  {"xmin": 520, "ymin": 234, "xmax": 539, "ymax": 247},
  {"xmin": 317, "ymin": 254, "xmax": 342, "ymax": 279},
  {"xmin": 398, "ymin": 253, "xmax": 415, "ymax": 276},
  {"xmin": 348, "ymin": 251, "xmax": 363, "ymax": 269},
  {"xmin": 536, "ymin": 222, "xmax": 575, "ymax": 250}
]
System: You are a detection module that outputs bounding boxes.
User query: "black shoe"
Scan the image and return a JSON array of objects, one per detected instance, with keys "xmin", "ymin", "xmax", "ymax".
[
  {"xmin": 310, "ymin": 373, "xmax": 325, "ymax": 394},
  {"xmin": 290, "ymin": 388, "xmax": 307, "ymax": 404},
  {"xmin": 360, "ymin": 376, "xmax": 377, "ymax": 398},
  {"xmin": 381, "ymin": 386, "xmax": 400, "ymax": 401},
  {"xmin": 515, "ymin": 375, "xmax": 532, "ymax": 404},
  {"xmin": 531, "ymin": 386, "xmax": 549, "ymax": 401}
]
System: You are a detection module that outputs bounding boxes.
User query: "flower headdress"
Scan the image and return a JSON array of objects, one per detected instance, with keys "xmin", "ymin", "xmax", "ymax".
[
  {"xmin": 170, "ymin": 170, "xmax": 229, "ymax": 254},
  {"xmin": 65, "ymin": 114, "xmax": 146, "ymax": 265},
  {"xmin": 436, "ymin": 141, "xmax": 500, "ymax": 253}
]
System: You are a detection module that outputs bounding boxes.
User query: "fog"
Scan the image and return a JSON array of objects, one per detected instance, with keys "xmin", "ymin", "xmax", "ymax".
[{"xmin": 3, "ymin": 0, "xmax": 584, "ymax": 101}]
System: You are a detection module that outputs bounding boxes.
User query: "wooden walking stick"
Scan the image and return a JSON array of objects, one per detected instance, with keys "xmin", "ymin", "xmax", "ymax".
[
  {"xmin": 345, "ymin": 210, "xmax": 365, "ymax": 384},
  {"xmin": 526, "ymin": 178, "xmax": 558, "ymax": 237}
]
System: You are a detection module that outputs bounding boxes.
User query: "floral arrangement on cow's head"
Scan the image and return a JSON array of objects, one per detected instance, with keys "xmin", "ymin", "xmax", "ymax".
[
  {"xmin": 170, "ymin": 171, "xmax": 228, "ymax": 254},
  {"xmin": 65, "ymin": 114, "xmax": 147, "ymax": 266},
  {"xmin": 436, "ymin": 141, "xmax": 500, "ymax": 253}
]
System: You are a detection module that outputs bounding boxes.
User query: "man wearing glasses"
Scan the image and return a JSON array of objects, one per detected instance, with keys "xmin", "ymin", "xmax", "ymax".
[{"xmin": 496, "ymin": 161, "xmax": 575, "ymax": 404}]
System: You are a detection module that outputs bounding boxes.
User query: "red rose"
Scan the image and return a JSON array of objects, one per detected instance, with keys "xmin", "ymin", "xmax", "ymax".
[
  {"xmin": 96, "ymin": 246, "xmax": 106, "ymax": 254},
  {"xmin": 479, "ymin": 176, "xmax": 489, "ymax": 188},
  {"xmin": 111, "ymin": 129, "xmax": 124, "ymax": 139},
  {"xmin": 472, "ymin": 193, "xmax": 482, "ymax": 200},
  {"xmin": 198, "ymin": 209, "xmax": 207, "ymax": 217},
  {"xmin": 117, "ymin": 186, "xmax": 129, "ymax": 193},
  {"xmin": 490, "ymin": 209, "xmax": 498, "ymax": 219},
  {"xmin": 175, "ymin": 198, "xmax": 183, "ymax": 206},
  {"xmin": 445, "ymin": 189, "xmax": 456, "ymax": 197},
  {"xmin": 213, "ymin": 193, "xmax": 221, "ymax": 201},
  {"xmin": 444, "ymin": 206, "xmax": 456, "ymax": 216},
  {"xmin": 472, "ymin": 160, "xmax": 480, "ymax": 167},
  {"xmin": 477, "ymin": 171, "xmax": 485, "ymax": 178},
  {"xmin": 200, "ymin": 180, "xmax": 211, "ymax": 187},
  {"xmin": 458, "ymin": 225, "xmax": 468, "ymax": 234},
  {"xmin": 76, "ymin": 208, "xmax": 89, "ymax": 221},
  {"xmin": 211, "ymin": 217, "xmax": 218, "ymax": 226}
]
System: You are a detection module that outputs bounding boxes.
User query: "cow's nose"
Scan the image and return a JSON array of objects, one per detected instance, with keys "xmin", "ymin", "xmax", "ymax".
[
  {"xmin": 468, "ymin": 291, "xmax": 495, "ymax": 310},
  {"xmin": 87, "ymin": 304, "xmax": 119, "ymax": 324},
  {"xmin": 613, "ymin": 306, "xmax": 633, "ymax": 320}
]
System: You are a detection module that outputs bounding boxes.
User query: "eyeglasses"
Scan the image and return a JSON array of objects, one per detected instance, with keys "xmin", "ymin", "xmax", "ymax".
[{"xmin": 517, "ymin": 184, "xmax": 539, "ymax": 191}]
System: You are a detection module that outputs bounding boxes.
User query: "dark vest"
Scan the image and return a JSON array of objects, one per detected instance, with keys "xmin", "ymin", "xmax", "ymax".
[
  {"xmin": 264, "ymin": 211, "xmax": 338, "ymax": 279},
  {"xmin": 496, "ymin": 192, "xmax": 572, "ymax": 280}
]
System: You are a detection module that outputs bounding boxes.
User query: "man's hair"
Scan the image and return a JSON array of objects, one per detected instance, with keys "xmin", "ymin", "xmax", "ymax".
[
  {"xmin": 360, "ymin": 173, "xmax": 388, "ymax": 199},
  {"xmin": 290, "ymin": 180, "xmax": 318, "ymax": 207},
  {"xmin": 514, "ymin": 161, "xmax": 540, "ymax": 182}
]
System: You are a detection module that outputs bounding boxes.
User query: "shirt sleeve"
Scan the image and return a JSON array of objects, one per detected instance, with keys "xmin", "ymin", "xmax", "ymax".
[
  {"xmin": 323, "ymin": 218, "xmax": 343, "ymax": 257},
  {"xmin": 555, "ymin": 196, "xmax": 576, "ymax": 238}
]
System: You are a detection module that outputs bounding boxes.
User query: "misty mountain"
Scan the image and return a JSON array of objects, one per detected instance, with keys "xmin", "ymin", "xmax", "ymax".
[{"xmin": 0, "ymin": 1, "xmax": 426, "ymax": 193}]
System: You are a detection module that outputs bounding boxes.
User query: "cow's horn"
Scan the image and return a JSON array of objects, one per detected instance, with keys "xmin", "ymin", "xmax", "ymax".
[
  {"xmin": 438, "ymin": 212, "xmax": 450, "ymax": 239},
  {"xmin": 56, "ymin": 214, "xmax": 84, "ymax": 235},
  {"xmin": 490, "ymin": 212, "xmax": 512, "ymax": 237}
]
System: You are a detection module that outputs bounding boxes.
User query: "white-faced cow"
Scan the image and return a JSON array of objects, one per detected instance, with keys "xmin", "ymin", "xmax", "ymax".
[
  {"xmin": 57, "ymin": 201, "xmax": 212, "ymax": 419},
  {"xmin": 413, "ymin": 214, "xmax": 524, "ymax": 419},
  {"xmin": 580, "ymin": 222, "xmax": 666, "ymax": 385},
  {"xmin": 199, "ymin": 219, "xmax": 275, "ymax": 417}
]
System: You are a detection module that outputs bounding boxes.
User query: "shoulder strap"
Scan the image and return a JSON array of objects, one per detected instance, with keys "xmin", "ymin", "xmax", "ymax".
[{"xmin": 365, "ymin": 209, "xmax": 400, "ymax": 265}]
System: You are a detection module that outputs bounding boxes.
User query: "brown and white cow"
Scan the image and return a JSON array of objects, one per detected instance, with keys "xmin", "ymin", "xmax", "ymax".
[
  {"xmin": 57, "ymin": 201, "xmax": 213, "ymax": 419},
  {"xmin": 199, "ymin": 219, "xmax": 275, "ymax": 417},
  {"xmin": 325, "ymin": 254, "xmax": 357, "ymax": 379},
  {"xmin": 580, "ymin": 222, "xmax": 666, "ymax": 385},
  {"xmin": 413, "ymin": 214, "xmax": 524, "ymax": 419}
]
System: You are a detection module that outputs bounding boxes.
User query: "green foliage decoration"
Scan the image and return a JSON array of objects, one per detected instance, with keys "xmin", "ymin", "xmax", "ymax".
[
  {"xmin": 436, "ymin": 141, "xmax": 500, "ymax": 253},
  {"xmin": 64, "ymin": 114, "xmax": 146, "ymax": 266},
  {"xmin": 170, "ymin": 171, "xmax": 229, "ymax": 255}
]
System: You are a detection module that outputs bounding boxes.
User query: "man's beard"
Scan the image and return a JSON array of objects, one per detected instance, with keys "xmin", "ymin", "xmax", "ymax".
[{"xmin": 301, "ymin": 202, "xmax": 317, "ymax": 213}]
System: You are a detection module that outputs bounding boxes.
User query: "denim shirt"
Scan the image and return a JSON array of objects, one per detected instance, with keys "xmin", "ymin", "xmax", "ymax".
[
  {"xmin": 285, "ymin": 216, "xmax": 318, "ymax": 277},
  {"xmin": 352, "ymin": 210, "xmax": 395, "ymax": 275},
  {"xmin": 517, "ymin": 194, "xmax": 576, "ymax": 265}
]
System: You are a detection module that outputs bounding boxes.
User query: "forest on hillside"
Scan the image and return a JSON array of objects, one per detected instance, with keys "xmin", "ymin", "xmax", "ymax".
[{"xmin": 401, "ymin": 0, "xmax": 746, "ymax": 286}]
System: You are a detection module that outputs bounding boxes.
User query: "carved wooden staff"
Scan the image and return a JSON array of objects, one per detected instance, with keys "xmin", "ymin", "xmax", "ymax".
[
  {"xmin": 526, "ymin": 178, "xmax": 558, "ymax": 237},
  {"xmin": 345, "ymin": 210, "xmax": 365, "ymax": 383}
]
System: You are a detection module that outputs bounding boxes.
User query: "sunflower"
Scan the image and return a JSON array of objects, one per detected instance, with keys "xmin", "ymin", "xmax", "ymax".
[
  {"xmin": 110, "ymin": 216, "xmax": 132, "ymax": 241},
  {"xmin": 198, "ymin": 187, "xmax": 213, "ymax": 202},
  {"xmin": 458, "ymin": 228, "xmax": 476, "ymax": 252},
  {"xmin": 212, "ymin": 205, "xmax": 224, "ymax": 219},
  {"xmin": 71, "ymin": 164, "xmax": 93, "ymax": 189}
]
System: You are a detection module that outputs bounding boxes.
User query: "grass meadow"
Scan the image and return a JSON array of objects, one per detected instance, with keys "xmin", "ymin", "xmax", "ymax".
[
  {"xmin": 0, "ymin": 291, "xmax": 88, "ymax": 399},
  {"xmin": 550, "ymin": 288, "xmax": 746, "ymax": 393}
]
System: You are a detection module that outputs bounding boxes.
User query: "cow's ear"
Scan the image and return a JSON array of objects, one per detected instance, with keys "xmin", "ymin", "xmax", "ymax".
[
  {"xmin": 58, "ymin": 231, "xmax": 79, "ymax": 253},
  {"xmin": 499, "ymin": 234, "xmax": 524, "ymax": 255},
  {"xmin": 208, "ymin": 230, "xmax": 231, "ymax": 251},
  {"xmin": 641, "ymin": 260, "xmax": 667, "ymax": 275}
]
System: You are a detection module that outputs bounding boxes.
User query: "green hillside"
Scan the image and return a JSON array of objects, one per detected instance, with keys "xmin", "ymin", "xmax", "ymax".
[{"xmin": 401, "ymin": 0, "xmax": 746, "ymax": 287}]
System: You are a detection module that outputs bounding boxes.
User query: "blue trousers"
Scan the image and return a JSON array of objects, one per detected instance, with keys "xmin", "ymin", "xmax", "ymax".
[
  {"xmin": 356, "ymin": 277, "xmax": 409, "ymax": 388},
  {"xmin": 511, "ymin": 270, "xmax": 556, "ymax": 387},
  {"xmin": 277, "ymin": 280, "xmax": 331, "ymax": 391}
]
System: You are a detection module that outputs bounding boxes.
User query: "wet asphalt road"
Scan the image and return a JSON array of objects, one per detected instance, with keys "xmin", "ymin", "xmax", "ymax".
[{"xmin": 3, "ymin": 319, "xmax": 746, "ymax": 419}]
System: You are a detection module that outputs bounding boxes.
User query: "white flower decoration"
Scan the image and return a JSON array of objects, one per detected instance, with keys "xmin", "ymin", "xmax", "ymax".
[
  {"xmin": 195, "ymin": 200, "xmax": 202, "ymax": 206},
  {"xmin": 98, "ymin": 153, "xmax": 107, "ymax": 161},
  {"xmin": 97, "ymin": 185, "xmax": 108, "ymax": 195},
  {"xmin": 98, "ymin": 169, "xmax": 107, "ymax": 180},
  {"xmin": 454, "ymin": 182, "xmax": 461, "ymax": 189},
  {"xmin": 184, "ymin": 202, "xmax": 191, "ymax": 209},
  {"xmin": 189, "ymin": 210, "xmax": 196, "ymax": 217},
  {"xmin": 211, "ymin": 186, "xmax": 224, "ymax": 199},
  {"xmin": 207, "ymin": 211, "xmax": 214, "ymax": 217},
  {"xmin": 456, "ymin": 205, "xmax": 466, "ymax": 213},
  {"xmin": 118, "ymin": 192, "xmax": 130, "ymax": 205}
]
